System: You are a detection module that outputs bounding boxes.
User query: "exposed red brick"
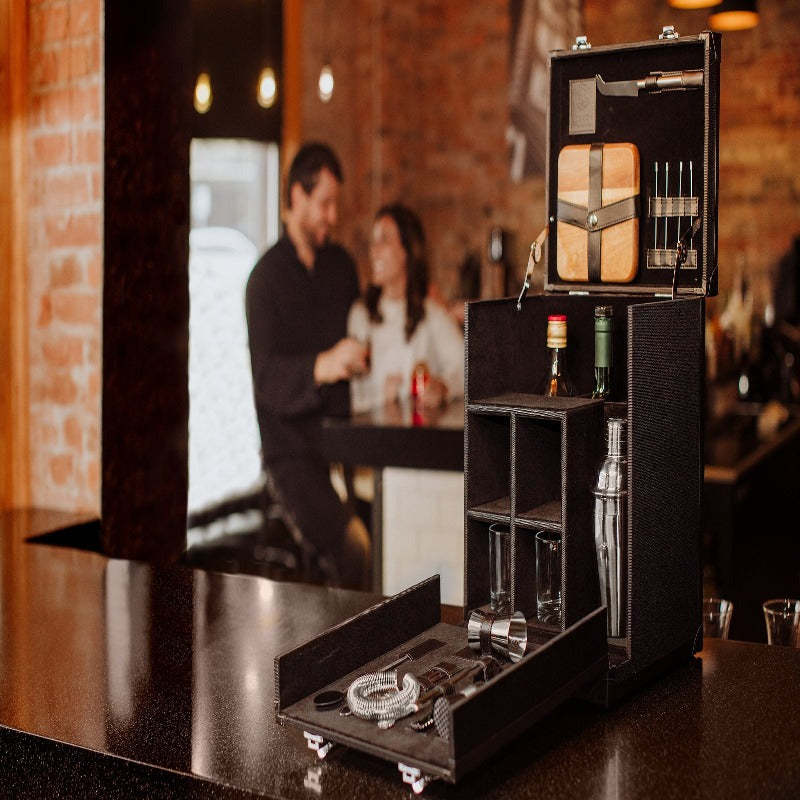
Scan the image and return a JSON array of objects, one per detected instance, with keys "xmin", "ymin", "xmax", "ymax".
[
  {"xmin": 44, "ymin": 210, "xmax": 102, "ymax": 249},
  {"xmin": 73, "ymin": 127, "xmax": 101, "ymax": 163},
  {"xmin": 50, "ymin": 290, "xmax": 99, "ymax": 326},
  {"xmin": 31, "ymin": 131, "xmax": 70, "ymax": 166},
  {"xmin": 36, "ymin": 370, "xmax": 79, "ymax": 405},
  {"xmin": 29, "ymin": 2, "xmax": 69, "ymax": 48},
  {"xmin": 49, "ymin": 453, "xmax": 74, "ymax": 486},
  {"xmin": 63, "ymin": 415, "xmax": 83, "ymax": 449},
  {"xmin": 44, "ymin": 170, "xmax": 92, "ymax": 207},
  {"xmin": 42, "ymin": 334, "xmax": 84, "ymax": 368},
  {"xmin": 69, "ymin": 0, "xmax": 100, "ymax": 37}
]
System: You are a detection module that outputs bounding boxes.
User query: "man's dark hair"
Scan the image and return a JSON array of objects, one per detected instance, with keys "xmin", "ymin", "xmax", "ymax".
[{"xmin": 285, "ymin": 142, "xmax": 343, "ymax": 208}]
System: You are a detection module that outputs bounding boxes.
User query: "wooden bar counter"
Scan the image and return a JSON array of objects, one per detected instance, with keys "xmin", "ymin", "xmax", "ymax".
[{"xmin": 1, "ymin": 509, "xmax": 799, "ymax": 798}]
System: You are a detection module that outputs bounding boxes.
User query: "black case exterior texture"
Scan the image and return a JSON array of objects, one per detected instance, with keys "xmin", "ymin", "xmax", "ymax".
[{"xmin": 463, "ymin": 293, "xmax": 704, "ymax": 706}]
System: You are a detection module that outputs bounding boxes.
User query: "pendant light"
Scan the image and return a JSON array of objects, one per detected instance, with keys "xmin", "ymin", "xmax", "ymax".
[
  {"xmin": 668, "ymin": 0, "xmax": 721, "ymax": 7},
  {"xmin": 709, "ymin": 0, "xmax": 759, "ymax": 30},
  {"xmin": 256, "ymin": 2, "xmax": 278, "ymax": 109},
  {"xmin": 318, "ymin": 64, "xmax": 334, "ymax": 103},
  {"xmin": 257, "ymin": 67, "xmax": 277, "ymax": 108},
  {"xmin": 194, "ymin": 72, "xmax": 212, "ymax": 114},
  {"xmin": 318, "ymin": 9, "xmax": 333, "ymax": 103}
]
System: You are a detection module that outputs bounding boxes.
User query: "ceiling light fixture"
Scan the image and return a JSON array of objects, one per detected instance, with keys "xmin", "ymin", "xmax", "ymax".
[
  {"xmin": 709, "ymin": 0, "xmax": 759, "ymax": 30},
  {"xmin": 194, "ymin": 72, "xmax": 212, "ymax": 114},
  {"xmin": 257, "ymin": 67, "xmax": 277, "ymax": 108}
]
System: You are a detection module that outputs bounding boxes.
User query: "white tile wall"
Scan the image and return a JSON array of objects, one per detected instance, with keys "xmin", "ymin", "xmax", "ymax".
[{"xmin": 382, "ymin": 467, "xmax": 465, "ymax": 606}]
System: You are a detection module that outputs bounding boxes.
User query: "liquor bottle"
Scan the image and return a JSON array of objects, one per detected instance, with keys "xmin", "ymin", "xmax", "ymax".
[
  {"xmin": 592, "ymin": 305, "xmax": 613, "ymax": 399},
  {"xmin": 593, "ymin": 417, "xmax": 627, "ymax": 638},
  {"xmin": 542, "ymin": 314, "xmax": 574, "ymax": 396}
]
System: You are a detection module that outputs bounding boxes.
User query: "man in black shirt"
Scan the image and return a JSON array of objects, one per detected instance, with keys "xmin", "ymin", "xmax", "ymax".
[{"xmin": 245, "ymin": 143, "xmax": 369, "ymax": 589}]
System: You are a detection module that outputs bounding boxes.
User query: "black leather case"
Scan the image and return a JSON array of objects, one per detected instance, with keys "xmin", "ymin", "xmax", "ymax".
[{"xmin": 275, "ymin": 29, "xmax": 720, "ymax": 786}]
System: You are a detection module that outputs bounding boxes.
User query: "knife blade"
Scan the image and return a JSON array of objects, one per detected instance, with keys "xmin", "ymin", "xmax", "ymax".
[{"xmin": 596, "ymin": 69, "xmax": 704, "ymax": 97}]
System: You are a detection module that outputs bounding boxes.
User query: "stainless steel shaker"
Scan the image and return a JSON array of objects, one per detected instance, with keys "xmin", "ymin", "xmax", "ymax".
[{"xmin": 593, "ymin": 417, "xmax": 627, "ymax": 637}]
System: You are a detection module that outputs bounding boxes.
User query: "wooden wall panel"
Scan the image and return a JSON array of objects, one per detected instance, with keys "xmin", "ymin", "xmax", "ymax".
[{"xmin": 0, "ymin": 0, "xmax": 30, "ymax": 509}]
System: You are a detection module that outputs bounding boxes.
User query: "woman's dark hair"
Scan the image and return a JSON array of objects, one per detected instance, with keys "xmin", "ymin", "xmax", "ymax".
[
  {"xmin": 285, "ymin": 142, "xmax": 343, "ymax": 208},
  {"xmin": 366, "ymin": 203, "xmax": 429, "ymax": 340}
]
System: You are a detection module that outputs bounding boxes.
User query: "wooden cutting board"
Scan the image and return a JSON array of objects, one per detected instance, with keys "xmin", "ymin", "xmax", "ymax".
[{"xmin": 557, "ymin": 142, "xmax": 640, "ymax": 283}]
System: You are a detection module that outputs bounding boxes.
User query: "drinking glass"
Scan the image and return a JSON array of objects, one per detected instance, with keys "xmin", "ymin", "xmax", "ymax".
[
  {"xmin": 702, "ymin": 597, "xmax": 733, "ymax": 639},
  {"xmin": 489, "ymin": 523, "xmax": 511, "ymax": 614},
  {"xmin": 762, "ymin": 598, "xmax": 800, "ymax": 647},
  {"xmin": 535, "ymin": 530, "xmax": 562, "ymax": 625}
]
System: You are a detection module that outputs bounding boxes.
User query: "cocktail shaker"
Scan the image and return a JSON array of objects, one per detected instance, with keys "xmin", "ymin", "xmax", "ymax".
[{"xmin": 593, "ymin": 417, "xmax": 627, "ymax": 637}]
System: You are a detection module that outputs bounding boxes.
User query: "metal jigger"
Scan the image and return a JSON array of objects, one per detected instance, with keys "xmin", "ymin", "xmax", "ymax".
[
  {"xmin": 467, "ymin": 609, "xmax": 528, "ymax": 663},
  {"xmin": 593, "ymin": 418, "xmax": 628, "ymax": 638}
]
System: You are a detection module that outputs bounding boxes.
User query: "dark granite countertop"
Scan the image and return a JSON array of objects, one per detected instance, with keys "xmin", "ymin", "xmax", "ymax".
[{"xmin": 2, "ymin": 508, "xmax": 799, "ymax": 798}]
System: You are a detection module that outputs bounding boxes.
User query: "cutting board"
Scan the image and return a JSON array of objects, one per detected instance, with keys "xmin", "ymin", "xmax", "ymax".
[{"xmin": 557, "ymin": 142, "xmax": 640, "ymax": 283}]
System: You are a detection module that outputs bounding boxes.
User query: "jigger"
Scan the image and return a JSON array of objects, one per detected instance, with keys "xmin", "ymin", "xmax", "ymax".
[{"xmin": 467, "ymin": 609, "xmax": 528, "ymax": 663}]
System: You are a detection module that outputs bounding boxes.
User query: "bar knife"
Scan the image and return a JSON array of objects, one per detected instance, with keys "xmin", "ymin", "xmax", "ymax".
[{"xmin": 596, "ymin": 69, "xmax": 704, "ymax": 97}]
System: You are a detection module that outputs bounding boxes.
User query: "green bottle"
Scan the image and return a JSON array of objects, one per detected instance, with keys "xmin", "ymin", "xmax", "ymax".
[{"xmin": 592, "ymin": 306, "xmax": 613, "ymax": 400}]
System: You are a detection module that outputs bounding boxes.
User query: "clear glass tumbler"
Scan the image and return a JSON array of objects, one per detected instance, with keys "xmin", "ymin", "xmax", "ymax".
[
  {"xmin": 489, "ymin": 523, "xmax": 511, "ymax": 614},
  {"xmin": 702, "ymin": 597, "xmax": 733, "ymax": 639},
  {"xmin": 535, "ymin": 530, "xmax": 562, "ymax": 625},
  {"xmin": 762, "ymin": 598, "xmax": 800, "ymax": 647}
]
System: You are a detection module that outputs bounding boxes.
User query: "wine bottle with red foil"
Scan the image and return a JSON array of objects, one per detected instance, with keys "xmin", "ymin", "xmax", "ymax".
[{"xmin": 541, "ymin": 314, "xmax": 575, "ymax": 397}]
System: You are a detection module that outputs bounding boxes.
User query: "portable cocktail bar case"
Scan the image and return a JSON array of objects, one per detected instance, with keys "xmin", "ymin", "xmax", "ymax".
[{"xmin": 275, "ymin": 28, "xmax": 720, "ymax": 789}]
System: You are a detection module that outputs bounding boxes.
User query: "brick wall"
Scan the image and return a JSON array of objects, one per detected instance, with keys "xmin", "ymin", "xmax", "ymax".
[{"xmin": 27, "ymin": 0, "xmax": 103, "ymax": 512}]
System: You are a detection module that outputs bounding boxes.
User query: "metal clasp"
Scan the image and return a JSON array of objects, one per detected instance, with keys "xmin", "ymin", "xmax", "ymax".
[
  {"xmin": 398, "ymin": 762, "xmax": 435, "ymax": 795},
  {"xmin": 304, "ymin": 731, "xmax": 335, "ymax": 759},
  {"xmin": 572, "ymin": 35, "xmax": 591, "ymax": 50},
  {"xmin": 659, "ymin": 25, "xmax": 679, "ymax": 39}
]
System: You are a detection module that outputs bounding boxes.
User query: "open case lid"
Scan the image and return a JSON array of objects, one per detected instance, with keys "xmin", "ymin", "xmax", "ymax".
[{"xmin": 544, "ymin": 30, "xmax": 721, "ymax": 297}]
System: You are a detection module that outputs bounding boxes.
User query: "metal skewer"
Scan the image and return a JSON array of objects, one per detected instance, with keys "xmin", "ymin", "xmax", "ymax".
[
  {"xmin": 663, "ymin": 161, "xmax": 669, "ymax": 251},
  {"xmin": 678, "ymin": 161, "xmax": 683, "ymax": 250},
  {"xmin": 689, "ymin": 161, "xmax": 694, "ymax": 250},
  {"xmin": 653, "ymin": 162, "xmax": 658, "ymax": 251}
]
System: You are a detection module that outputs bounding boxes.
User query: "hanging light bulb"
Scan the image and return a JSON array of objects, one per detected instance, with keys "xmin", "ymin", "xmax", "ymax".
[
  {"xmin": 257, "ymin": 67, "xmax": 277, "ymax": 109},
  {"xmin": 668, "ymin": 0, "xmax": 720, "ymax": 8},
  {"xmin": 194, "ymin": 72, "xmax": 212, "ymax": 114},
  {"xmin": 318, "ymin": 64, "xmax": 334, "ymax": 103},
  {"xmin": 709, "ymin": 0, "xmax": 759, "ymax": 30}
]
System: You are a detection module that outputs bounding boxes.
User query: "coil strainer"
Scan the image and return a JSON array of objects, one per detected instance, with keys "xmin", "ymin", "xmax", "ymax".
[{"xmin": 346, "ymin": 670, "xmax": 421, "ymax": 729}]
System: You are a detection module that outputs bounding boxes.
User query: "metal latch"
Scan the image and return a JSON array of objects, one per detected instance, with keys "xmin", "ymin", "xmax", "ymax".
[
  {"xmin": 303, "ymin": 730, "xmax": 335, "ymax": 759},
  {"xmin": 659, "ymin": 25, "xmax": 679, "ymax": 39},
  {"xmin": 572, "ymin": 35, "xmax": 591, "ymax": 50},
  {"xmin": 398, "ymin": 762, "xmax": 435, "ymax": 794}
]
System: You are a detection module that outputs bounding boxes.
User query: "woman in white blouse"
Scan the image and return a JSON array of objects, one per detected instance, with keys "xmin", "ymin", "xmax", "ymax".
[{"xmin": 348, "ymin": 203, "xmax": 465, "ymax": 413}]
